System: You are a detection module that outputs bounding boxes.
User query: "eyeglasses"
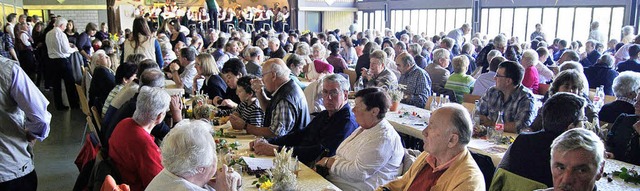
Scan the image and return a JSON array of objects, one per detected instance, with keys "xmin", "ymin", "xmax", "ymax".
[
  {"xmin": 494, "ymin": 74, "xmax": 508, "ymax": 78},
  {"xmin": 321, "ymin": 90, "xmax": 342, "ymax": 97}
]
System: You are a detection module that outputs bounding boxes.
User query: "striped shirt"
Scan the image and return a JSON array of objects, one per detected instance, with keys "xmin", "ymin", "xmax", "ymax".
[
  {"xmin": 445, "ymin": 73, "xmax": 475, "ymax": 103},
  {"xmin": 102, "ymin": 84, "xmax": 125, "ymax": 116},
  {"xmin": 218, "ymin": 99, "xmax": 264, "ymax": 127}
]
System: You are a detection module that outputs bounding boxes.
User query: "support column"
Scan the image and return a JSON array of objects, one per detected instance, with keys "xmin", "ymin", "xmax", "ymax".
[{"xmin": 472, "ymin": 0, "xmax": 481, "ymax": 35}]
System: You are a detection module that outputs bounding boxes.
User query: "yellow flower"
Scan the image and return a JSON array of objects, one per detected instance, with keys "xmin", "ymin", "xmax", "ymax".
[{"xmin": 260, "ymin": 180, "xmax": 273, "ymax": 190}]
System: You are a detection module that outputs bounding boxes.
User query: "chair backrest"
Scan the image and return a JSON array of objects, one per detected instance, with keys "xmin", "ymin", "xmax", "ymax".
[
  {"xmin": 462, "ymin": 93, "xmax": 481, "ymax": 103},
  {"xmin": 489, "ymin": 168, "xmax": 547, "ymax": 191},
  {"xmin": 538, "ymin": 83, "xmax": 550, "ymax": 96},
  {"xmin": 604, "ymin": 95, "xmax": 615, "ymax": 104},
  {"xmin": 344, "ymin": 68, "xmax": 357, "ymax": 90},
  {"xmin": 91, "ymin": 106, "xmax": 103, "ymax": 132},
  {"xmin": 75, "ymin": 84, "xmax": 91, "ymax": 116}
]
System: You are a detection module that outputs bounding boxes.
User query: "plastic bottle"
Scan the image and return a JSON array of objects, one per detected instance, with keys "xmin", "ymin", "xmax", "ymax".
[
  {"xmin": 444, "ymin": 95, "xmax": 450, "ymax": 104},
  {"xmin": 473, "ymin": 100, "xmax": 480, "ymax": 126},
  {"xmin": 597, "ymin": 85, "xmax": 605, "ymax": 109},
  {"xmin": 494, "ymin": 111, "xmax": 505, "ymax": 142},
  {"xmin": 354, "ymin": 76, "xmax": 365, "ymax": 92},
  {"xmin": 438, "ymin": 94, "xmax": 444, "ymax": 108},
  {"xmin": 430, "ymin": 93, "xmax": 438, "ymax": 111}
]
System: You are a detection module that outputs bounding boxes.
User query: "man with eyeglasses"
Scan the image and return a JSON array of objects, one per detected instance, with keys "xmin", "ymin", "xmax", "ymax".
[
  {"xmin": 245, "ymin": 58, "xmax": 310, "ymax": 138},
  {"xmin": 250, "ymin": 74, "xmax": 357, "ymax": 165},
  {"xmin": 475, "ymin": 61, "xmax": 537, "ymax": 133},
  {"xmin": 495, "ymin": 93, "xmax": 586, "ymax": 188}
]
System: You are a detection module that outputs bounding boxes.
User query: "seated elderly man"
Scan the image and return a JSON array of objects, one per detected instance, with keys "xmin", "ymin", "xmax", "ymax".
[
  {"xmin": 599, "ymin": 71, "xmax": 640, "ymax": 123},
  {"xmin": 476, "ymin": 61, "xmax": 536, "ymax": 133},
  {"xmin": 426, "ymin": 48, "xmax": 452, "ymax": 93},
  {"xmin": 244, "ymin": 46, "xmax": 264, "ymax": 77},
  {"xmin": 169, "ymin": 47, "xmax": 198, "ymax": 96},
  {"xmin": 109, "ymin": 87, "xmax": 171, "ymax": 191},
  {"xmin": 606, "ymin": 88, "xmax": 640, "ymax": 165},
  {"xmin": 235, "ymin": 58, "xmax": 310, "ymax": 138},
  {"xmin": 362, "ymin": 50, "xmax": 398, "ymax": 90},
  {"xmin": 147, "ymin": 120, "xmax": 242, "ymax": 191},
  {"xmin": 316, "ymin": 88, "xmax": 404, "ymax": 191},
  {"xmin": 616, "ymin": 44, "xmax": 640, "ymax": 73},
  {"xmin": 535, "ymin": 128, "xmax": 606, "ymax": 191},
  {"xmin": 472, "ymin": 56, "xmax": 505, "ymax": 96},
  {"xmin": 269, "ymin": 37, "xmax": 286, "ymax": 59},
  {"xmin": 584, "ymin": 54, "xmax": 619, "ymax": 96},
  {"xmin": 103, "ymin": 58, "xmax": 157, "ymax": 124},
  {"xmin": 498, "ymin": 93, "xmax": 586, "ymax": 187},
  {"xmin": 250, "ymin": 74, "xmax": 358, "ymax": 165},
  {"xmin": 377, "ymin": 104, "xmax": 485, "ymax": 191},
  {"xmin": 396, "ymin": 52, "xmax": 431, "ymax": 108},
  {"xmin": 580, "ymin": 40, "xmax": 602, "ymax": 68}
]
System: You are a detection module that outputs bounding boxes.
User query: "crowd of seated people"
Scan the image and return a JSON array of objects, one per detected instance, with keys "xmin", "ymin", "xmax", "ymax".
[{"xmin": 6, "ymin": 11, "xmax": 640, "ymax": 191}]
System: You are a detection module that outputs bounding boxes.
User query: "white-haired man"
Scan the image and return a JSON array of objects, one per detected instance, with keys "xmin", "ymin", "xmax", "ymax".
[
  {"xmin": 269, "ymin": 37, "xmax": 286, "ymax": 59},
  {"xmin": 242, "ymin": 58, "xmax": 310, "ymax": 138},
  {"xmin": 377, "ymin": 104, "xmax": 485, "ymax": 190},
  {"xmin": 147, "ymin": 120, "xmax": 242, "ymax": 191},
  {"xmin": 109, "ymin": 87, "xmax": 171, "ymax": 191},
  {"xmin": 245, "ymin": 46, "xmax": 264, "ymax": 76},
  {"xmin": 426, "ymin": 48, "xmax": 451, "ymax": 93},
  {"xmin": 447, "ymin": 23, "xmax": 471, "ymax": 49},
  {"xmin": 45, "ymin": 17, "xmax": 79, "ymax": 110},
  {"xmin": 535, "ymin": 128, "xmax": 605, "ymax": 191}
]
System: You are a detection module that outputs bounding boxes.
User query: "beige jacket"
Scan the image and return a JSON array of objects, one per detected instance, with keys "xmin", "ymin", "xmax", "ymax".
[{"xmin": 376, "ymin": 149, "xmax": 485, "ymax": 191}]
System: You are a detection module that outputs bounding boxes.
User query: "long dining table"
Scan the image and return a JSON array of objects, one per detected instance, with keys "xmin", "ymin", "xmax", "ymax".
[
  {"xmin": 385, "ymin": 102, "xmax": 640, "ymax": 190},
  {"xmin": 212, "ymin": 125, "xmax": 342, "ymax": 191}
]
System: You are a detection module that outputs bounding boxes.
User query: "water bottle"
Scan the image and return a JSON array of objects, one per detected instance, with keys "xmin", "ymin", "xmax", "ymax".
[
  {"xmin": 472, "ymin": 100, "xmax": 480, "ymax": 126},
  {"xmin": 430, "ymin": 93, "xmax": 438, "ymax": 111},
  {"xmin": 444, "ymin": 95, "xmax": 450, "ymax": 104},
  {"xmin": 354, "ymin": 76, "xmax": 365, "ymax": 92},
  {"xmin": 438, "ymin": 94, "xmax": 444, "ymax": 108},
  {"xmin": 596, "ymin": 85, "xmax": 605, "ymax": 109},
  {"xmin": 494, "ymin": 111, "xmax": 505, "ymax": 142}
]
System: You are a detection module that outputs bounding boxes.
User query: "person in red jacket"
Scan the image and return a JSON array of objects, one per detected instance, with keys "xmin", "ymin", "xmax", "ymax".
[{"xmin": 109, "ymin": 86, "xmax": 171, "ymax": 191}]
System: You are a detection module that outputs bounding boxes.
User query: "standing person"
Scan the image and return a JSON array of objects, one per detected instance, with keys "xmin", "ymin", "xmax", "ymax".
[
  {"xmin": 95, "ymin": 22, "xmax": 109, "ymax": 41},
  {"xmin": 45, "ymin": 17, "xmax": 80, "ymax": 110},
  {"xmin": 14, "ymin": 23, "xmax": 37, "ymax": 81},
  {"xmin": 0, "ymin": 56, "xmax": 51, "ymax": 191},
  {"xmin": 64, "ymin": 20, "xmax": 79, "ymax": 45},
  {"xmin": 76, "ymin": 22, "xmax": 97, "ymax": 64},
  {"xmin": 123, "ymin": 17, "xmax": 164, "ymax": 68},
  {"xmin": 206, "ymin": 0, "xmax": 219, "ymax": 30}
]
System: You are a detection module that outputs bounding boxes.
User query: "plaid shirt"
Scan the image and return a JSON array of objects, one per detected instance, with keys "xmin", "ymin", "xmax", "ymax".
[
  {"xmin": 269, "ymin": 100, "xmax": 297, "ymax": 136},
  {"xmin": 398, "ymin": 65, "xmax": 432, "ymax": 108},
  {"xmin": 476, "ymin": 85, "xmax": 537, "ymax": 133}
]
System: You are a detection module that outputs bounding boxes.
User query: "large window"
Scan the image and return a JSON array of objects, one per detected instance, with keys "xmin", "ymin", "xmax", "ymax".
[
  {"xmin": 389, "ymin": 8, "xmax": 472, "ymax": 37},
  {"xmin": 480, "ymin": 6, "xmax": 624, "ymax": 43},
  {"xmin": 358, "ymin": 10, "xmax": 385, "ymax": 32}
]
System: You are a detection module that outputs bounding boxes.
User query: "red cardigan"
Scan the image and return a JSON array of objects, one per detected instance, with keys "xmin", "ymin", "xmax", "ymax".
[{"xmin": 108, "ymin": 118, "xmax": 163, "ymax": 191}]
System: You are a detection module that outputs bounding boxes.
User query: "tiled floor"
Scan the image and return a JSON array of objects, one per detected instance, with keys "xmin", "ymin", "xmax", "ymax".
[{"xmin": 33, "ymin": 88, "xmax": 85, "ymax": 191}]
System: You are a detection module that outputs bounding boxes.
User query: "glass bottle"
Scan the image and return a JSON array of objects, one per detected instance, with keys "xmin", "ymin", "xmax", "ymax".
[
  {"xmin": 430, "ymin": 93, "xmax": 438, "ymax": 111},
  {"xmin": 472, "ymin": 100, "xmax": 480, "ymax": 126},
  {"xmin": 354, "ymin": 76, "xmax": 365, "ymax": 92},
  {"xmin": 494, "ymin": 111, "xmax": 505, "ymax": 142}
]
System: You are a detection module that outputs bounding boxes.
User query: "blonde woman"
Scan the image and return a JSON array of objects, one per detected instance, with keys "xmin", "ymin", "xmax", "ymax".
[{"xmin": 194, "ymin": 53, "xmax": 227, "ymax": 100}]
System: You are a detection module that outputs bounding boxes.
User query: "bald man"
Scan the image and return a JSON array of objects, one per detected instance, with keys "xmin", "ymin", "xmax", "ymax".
[{"xmin": 232, "ymin": 58, "xmax": 310, "ymax": 139}]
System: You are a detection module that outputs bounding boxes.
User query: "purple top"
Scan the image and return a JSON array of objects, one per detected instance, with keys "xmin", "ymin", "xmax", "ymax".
[{"xmin": 10, "ymin": 65, "xmax": 51, "ymax": 141}]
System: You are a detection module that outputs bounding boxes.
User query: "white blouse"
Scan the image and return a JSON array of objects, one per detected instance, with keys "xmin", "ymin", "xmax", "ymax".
[{"xmin": 327, "ymin": 119, "xmax": 404, "ymax": 191}]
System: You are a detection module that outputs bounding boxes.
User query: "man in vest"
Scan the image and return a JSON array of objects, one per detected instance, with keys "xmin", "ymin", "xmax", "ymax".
[
  {"xmin": 230, "ymin": 58, "xmax": 310, "ymax": 138},
  {"xmin": 0, "ymin": 56, "xmax": 51, "ymax": 190}
]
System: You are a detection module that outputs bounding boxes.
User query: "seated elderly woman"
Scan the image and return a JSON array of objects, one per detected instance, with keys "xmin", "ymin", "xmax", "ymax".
[
  {"xmin": 584, "ymin": 54, "xmax": 619, "ymax": 96},
  {"xmin": 89, "ymin": 50, "xmax": 116, "ymax": 111},
  {"xmin": 444, "ymin": 55, "xmax": 475, "ymax": 103},
  {"xmin": 520, "ymin": 49, "xmax": 540, "ymax": 94},
  {"xmin": 531, "ymin": 70, "xmax": 598, "ymax": 133},
  {"xmin": 606, "ymin": 87, "xmax": 640, "ymax": 165},
  {"xmin": 146, "ymin": 120, "xmax": 242, "ymax": 191},
  {"xmin": 315, "ymin": 88, "xmax": 404, "ymax": 191},
  {"xmin": 362, "ymin": 50, "xmax": 398, "ymax": 91},
  {"xmin": 599, "ymin": 71, "xmax": 640, "ymax": 123},
  {"xmin": 108, "ymin": 87, "xmax": 169, "ymax": 191}
]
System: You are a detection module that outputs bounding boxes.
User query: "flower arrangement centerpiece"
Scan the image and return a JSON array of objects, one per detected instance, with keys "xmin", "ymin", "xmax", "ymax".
[
  {"xmin": 388, "ymin": 84, "xmax": 406, "ymax": 111},
  {"xmin": 271, "ymin": 147, "xmax": 298, "ymax": 191}
]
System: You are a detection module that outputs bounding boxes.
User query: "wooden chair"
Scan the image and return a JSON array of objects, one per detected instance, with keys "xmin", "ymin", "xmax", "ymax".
[
  {"xmin": 604, "ymin": 95, "xmax": 615, "ymax": 104},
  {"xmin": 462, "ymin": 102, "xmax": 475, "ymax": 114},
  {"xmin": 463, "ymin": 94, "xmax": 481, "ymax": 103},
  {"xmin": 75, "ymin": 84, "xmax": 92, "ymax": 145},
  {"xmin": 344, "ymin": 68, "xmax": 357, "ymax": 90},
  {"xmin": 91, "ymin": 106, "xmax": 103, "ymax": 132},
  {"xmin": 538, "ymin": 84, "xmax": 550, "ymax": 96}
]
